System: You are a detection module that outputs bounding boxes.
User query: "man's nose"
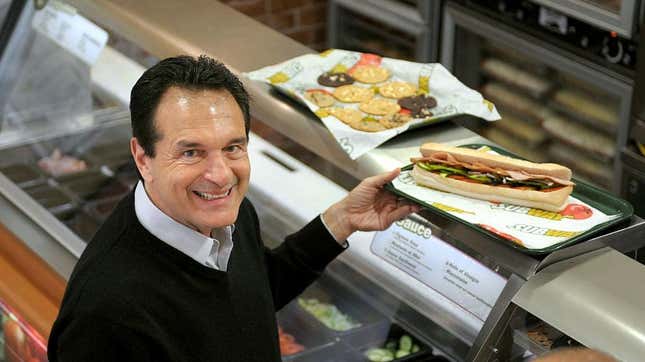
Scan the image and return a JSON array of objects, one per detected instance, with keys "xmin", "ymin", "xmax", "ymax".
[{"xmin": 203, "ymin": 154, "xmax": 234, "ymax": 186}]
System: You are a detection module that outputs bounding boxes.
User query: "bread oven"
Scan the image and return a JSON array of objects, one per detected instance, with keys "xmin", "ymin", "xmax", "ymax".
[{"xmin": 441, "ymin": 0, "xmax": 639, "ymax": 194}]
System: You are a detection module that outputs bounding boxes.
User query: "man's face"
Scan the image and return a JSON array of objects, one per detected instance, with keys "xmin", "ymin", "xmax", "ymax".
[{"xmin": 131, "ymin": 87, "xmax": 250, "ymax": 236}]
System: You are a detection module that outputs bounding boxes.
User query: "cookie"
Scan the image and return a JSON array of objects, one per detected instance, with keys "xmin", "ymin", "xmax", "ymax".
[
  {"xmin": 332, "ymin": 85, "xmax": 374, "ymax": 103},
  {"xmin": 398, "ymin": 94, "xmax": 437, "ymax": 118},
  {"xmin": 349, "ymin": 117, "xmax": 389, "ymax": 132},
  {"xmin": 380, "ymin": 113, "xmax": 412, "ymax": 128},
  {"xmin": 398, "ymin": 94, "xmax": 437, "ymax": 110},
  {"xmin": 304, "ymin": 89, "xmax": 335, "ymax": 107},
  {"xmin": 411, "ymin": 107, "xmax": 434, "ymax": 118},
  {"xmin": 359, "ymin": 98, "xmax": 401, "ymax": 115},
  {"xmin": 328, "ymin": 108, "xmax": 364, "ymax": 125},
  {"xmin": 378, "ymin": 81, "xmax": 417, "ymax": 99},
  {"xmin": 350, "ymin": 65, "xmax": 390, "ymax": 84},
  {"xmin": 317, "ymin": 72, "xmax": 355, "ymax": 87}
]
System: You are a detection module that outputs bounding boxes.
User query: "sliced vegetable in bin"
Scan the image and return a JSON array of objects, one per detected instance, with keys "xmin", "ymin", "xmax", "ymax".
[
  {"xmin": 365, "ymin": 333, "xmax": 422, "ymax": 362},
  {"xmin": 278, "ymin": 325, "xmax": 305, "ymax": 356},
  {"xmin": 298, "ymin": 298, "xmax": 361, "ymax": 331}
]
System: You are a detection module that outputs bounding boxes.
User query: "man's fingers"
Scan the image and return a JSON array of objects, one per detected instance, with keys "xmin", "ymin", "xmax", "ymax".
[
  {"xmin": 365, "ymin": 168, "xmax": 401, "ymax": 188},
  {"xmin": 385, "ymin": 203, "xmax": 421, "ymax": 226}
]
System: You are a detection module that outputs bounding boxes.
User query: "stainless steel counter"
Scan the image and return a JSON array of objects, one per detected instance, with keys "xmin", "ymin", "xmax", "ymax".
[{"xmin": 514, "ymin": 247, "xmax": 645, "ymax": 362}]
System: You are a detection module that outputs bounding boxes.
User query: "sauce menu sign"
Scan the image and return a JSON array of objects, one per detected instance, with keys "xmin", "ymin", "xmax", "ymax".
[{"xmin": 371, "ymin": 218, "xmax": 506, "ymax": 321}]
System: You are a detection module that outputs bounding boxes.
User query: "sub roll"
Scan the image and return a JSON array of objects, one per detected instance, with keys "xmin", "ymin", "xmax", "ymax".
[{"xmin": 411, "ymin": 143, "xmax": 575, "ymax": 212}]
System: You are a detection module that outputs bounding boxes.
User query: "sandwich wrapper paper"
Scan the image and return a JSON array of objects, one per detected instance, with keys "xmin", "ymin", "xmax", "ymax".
[
  {"xmin": 245, "ymin": 49, "xmax": 500, "ymax": 159},
  {"xmin": 392, "ymin": 170, "xmax": 620, "ymax": 250}
]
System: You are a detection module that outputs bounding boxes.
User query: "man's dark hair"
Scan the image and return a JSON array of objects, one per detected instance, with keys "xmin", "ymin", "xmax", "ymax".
[{"xmin": 130, "ymin": 55, "xmax": 250, "ymax": 157}]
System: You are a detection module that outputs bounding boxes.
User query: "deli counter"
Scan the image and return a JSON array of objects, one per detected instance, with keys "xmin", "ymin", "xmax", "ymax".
[{"xmin": 1, "ymin": 1, "xmax": 645, "ymax": 361}]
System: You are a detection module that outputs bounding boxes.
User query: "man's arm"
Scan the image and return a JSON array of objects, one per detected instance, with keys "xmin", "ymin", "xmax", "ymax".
[
  {"xmin": 264, "ymin": 215, "xmax": 344, "ymax": 309},
  {"xmin": 262, "ymin": 169, "xmax": 420, "ymax": 309}
]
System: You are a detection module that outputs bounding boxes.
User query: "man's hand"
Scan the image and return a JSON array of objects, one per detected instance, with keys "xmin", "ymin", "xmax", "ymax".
[{"xmin": 322, "ymin": 168, "xmax": 422, "ymax": 241}]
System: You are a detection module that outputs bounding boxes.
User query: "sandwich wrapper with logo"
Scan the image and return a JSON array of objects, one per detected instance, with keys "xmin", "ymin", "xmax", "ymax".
[
  {"xmin": 389, "ymin": 145, "xmax": 628, "ymax": 251},
  {"xmin": 245, "ymin": 49, "xmax": 500, "ymax": 159}
]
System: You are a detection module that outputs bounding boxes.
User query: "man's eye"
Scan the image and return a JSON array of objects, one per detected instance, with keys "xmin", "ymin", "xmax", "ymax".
[
  {"xmin": 183, "ymin": 150, "xmax": 198, "ymax": 158},
  {"xmin": 225, "ymin": 145, "xmax": 243, "ymax": 153}
]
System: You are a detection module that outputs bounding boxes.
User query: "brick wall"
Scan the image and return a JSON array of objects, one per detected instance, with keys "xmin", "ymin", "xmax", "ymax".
[{"xmin": 220, "ymin": 0, "xmax": 328, "ymax": 51}]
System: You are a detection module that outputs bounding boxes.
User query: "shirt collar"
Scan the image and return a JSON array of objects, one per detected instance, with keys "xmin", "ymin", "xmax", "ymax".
[{"xmin": 134, "ymin": 181, "xmax": 234, "ymax": 267}]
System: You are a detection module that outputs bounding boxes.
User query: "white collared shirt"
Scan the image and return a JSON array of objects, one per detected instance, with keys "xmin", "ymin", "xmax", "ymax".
[{"xmin": 134, "ymin": 181, "xmax": 235, "ymax": 271}]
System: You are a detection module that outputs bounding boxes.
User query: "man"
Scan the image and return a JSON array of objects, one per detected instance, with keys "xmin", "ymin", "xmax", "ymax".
[{"xmin": 48, "ymin": 55, "xmax": 419, "ymax": 361}]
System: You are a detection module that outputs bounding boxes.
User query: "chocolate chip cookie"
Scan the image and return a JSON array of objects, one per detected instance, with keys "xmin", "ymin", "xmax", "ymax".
[
  {"xmin": 398, "ymin": 94, "xmax": 437, "ymax": 118},
  {"xmin": 359, "ymin": 98, "xmax": 401, "ymax": 115},
  {"xmin": 332, "ymin": 85, "xmax": 374, "ymax": 103},
  {"xmin": 350, "ymin": 65, "xmax": 391, "ymax": 84},
  {"xmin": 317, "ymin": 72, "xmax": 355, "ymax": 87},
  {"xmin": 378, "ymin": 81, "xmax": 417, "ymax": 99},
  {"xmin": 304, "ymin": 89, "xmax": 335, "ymax": 107},
  {"xmin": 380, "ymin": 113, "xmax": 412, "ymax": 128}
]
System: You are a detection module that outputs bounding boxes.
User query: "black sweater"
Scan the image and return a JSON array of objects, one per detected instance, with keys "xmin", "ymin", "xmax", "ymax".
[{"xmin": 48, "ymin": 192, "xmax": 345, "ymax": 362}]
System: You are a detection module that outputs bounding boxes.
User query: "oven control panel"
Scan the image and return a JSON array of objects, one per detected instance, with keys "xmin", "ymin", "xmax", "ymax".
[{"xmin": 465, "ymin": 0, "xmax": 639, "ymax": 70}]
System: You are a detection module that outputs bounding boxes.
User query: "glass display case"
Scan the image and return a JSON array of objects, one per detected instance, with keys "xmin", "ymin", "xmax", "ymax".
[
  {"xmin": 0, "ymin": 298, "xmax": 47, "ymax": 362},
  {"xmin": 0, "ymin": 119, "xmax": 136, "ymax": 244},
  {"xmin": 274, "ymin": 272, "xmax": 452, "ymax": 362},
  {"xmin": 0, "ymin": 0, "xmax": 136, "ymax": 268},
  {"xmin": 1, "ymin": 1, "xmax": 645, "ymax": 362}
]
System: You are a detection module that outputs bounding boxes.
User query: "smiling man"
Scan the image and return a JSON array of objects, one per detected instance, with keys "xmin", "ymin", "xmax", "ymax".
[
  {"xmin": 48, "ymin": 55, "xmax": 419, "ymax": 362},
  {"xmin": 134, "ymin": 86, "xmax": 250, "ymax": 237}
]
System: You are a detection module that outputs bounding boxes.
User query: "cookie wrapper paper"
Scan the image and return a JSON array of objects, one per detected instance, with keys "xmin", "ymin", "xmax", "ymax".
[{"xmin": 245, "ymin": 49, "xmax": 500, "ymax": 159}]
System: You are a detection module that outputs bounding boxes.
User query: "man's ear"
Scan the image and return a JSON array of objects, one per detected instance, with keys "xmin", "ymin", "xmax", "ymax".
[{"xmin": 130, "ymin": 137, "xmax": 152, "ymax": 182}]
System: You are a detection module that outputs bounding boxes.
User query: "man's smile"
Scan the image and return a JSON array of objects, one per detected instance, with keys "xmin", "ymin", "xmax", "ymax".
[{"xmin": 193, "ymin": 188, "xmax": 232, "ymax": 201}]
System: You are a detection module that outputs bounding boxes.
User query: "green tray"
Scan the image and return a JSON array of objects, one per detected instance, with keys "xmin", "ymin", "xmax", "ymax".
[{"xmin": 386, "ymin": 144, "xmax": 634, "ymax": 255}]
